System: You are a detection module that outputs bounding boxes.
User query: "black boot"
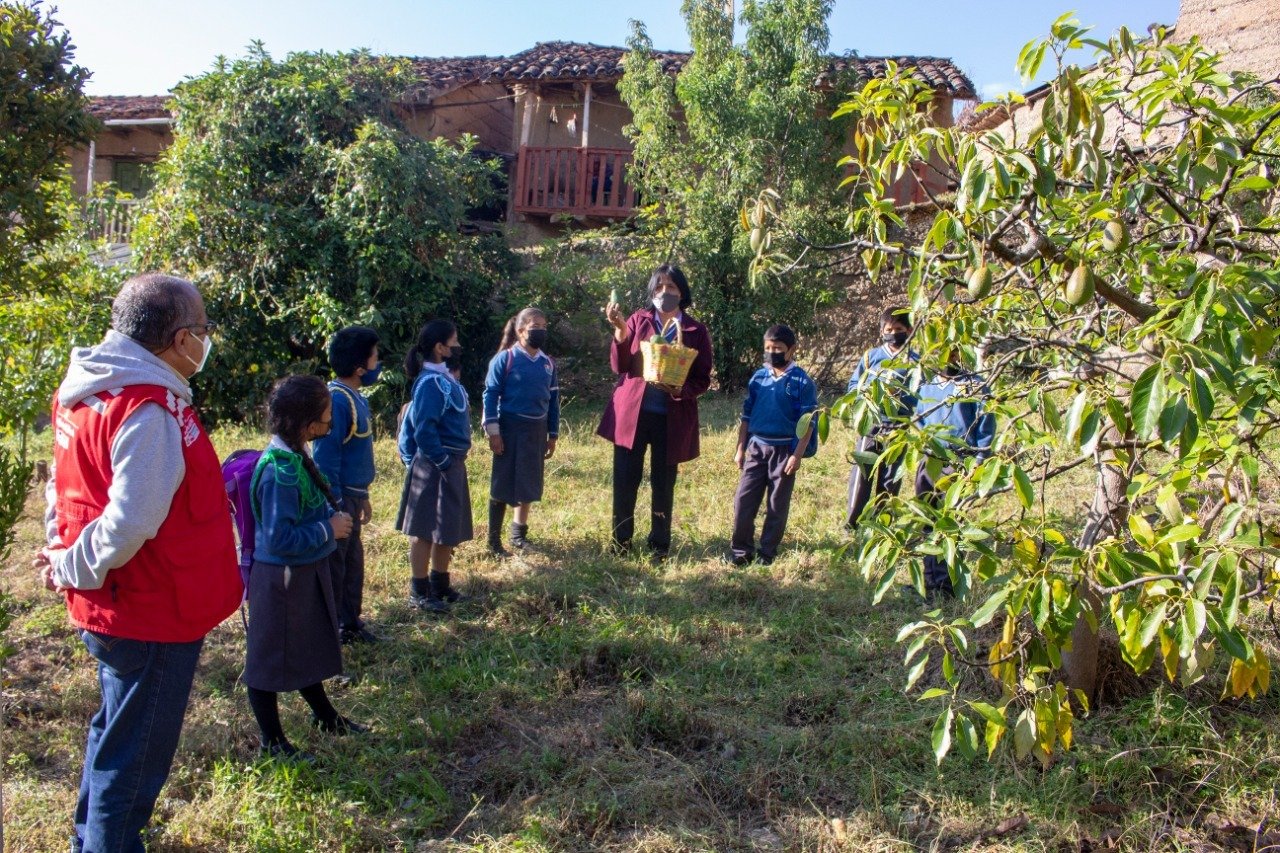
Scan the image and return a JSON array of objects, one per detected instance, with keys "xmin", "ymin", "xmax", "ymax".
[
  {"xmin": 410, "ymin": 576, "xmax": 448, "ymax": 614},
  {"xmin": 510, "ymin": 522, "xmax": 530, "ymax": 550},
  {"xmin": 430, "ymin": 570, "xmax": 469, "ymax": 605},
  {"xmin": 488, "ymin": 500, "xmax": 510, "ymax": 557}
]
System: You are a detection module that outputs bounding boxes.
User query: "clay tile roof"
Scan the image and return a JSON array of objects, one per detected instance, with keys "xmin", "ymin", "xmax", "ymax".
[
  {"xmin": 88, "ymin": 95, "xmax": 171, "ymax": 121},
  {"xmin": 824, "ymin": 55, "xmax": 976, "ymax": 99},
  {"xmin": 402, "ymin": 54, "xmax": 509, "ymax": 101},
  {"xmin": 483, "ymin": 41, "xmax": 973, "ymax": 98},
  {"xmin": 491, "ymin": 41, "xmax": 687, "ymax": 82}
]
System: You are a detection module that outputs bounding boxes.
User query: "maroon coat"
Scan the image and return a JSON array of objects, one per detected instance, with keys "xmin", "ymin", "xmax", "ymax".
[{"xmin": 597, "ymin": 309, "xmax": 714, "ymax": 465}]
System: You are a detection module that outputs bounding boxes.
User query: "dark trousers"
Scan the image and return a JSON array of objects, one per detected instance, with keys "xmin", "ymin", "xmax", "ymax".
[
  {"xmin": 730, "ymin": 441, "xmax": 797, "ymax": 561},
  {"xmin": 612, "ymin": 411, "xmax": 678, "ymax": 553},
  {"xmin": 915, "ymin": 460, "xmax": 955, "ymax": 596},
  {"xmin": 73, "ymin": 631, "xmax": 204, "ymax": 853},
  {"xmin": 330, "ymin": 494, "xmax": 366, "ymax": 630},
  {"xmin": 847, "ymin": 432, "xmax": 902, "ymax": 528}
]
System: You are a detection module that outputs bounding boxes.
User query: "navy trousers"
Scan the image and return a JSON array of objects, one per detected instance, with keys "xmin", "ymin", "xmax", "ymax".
[{"xmin": 730, "ymin": 441, "xmax": 798, "ymax": 561}]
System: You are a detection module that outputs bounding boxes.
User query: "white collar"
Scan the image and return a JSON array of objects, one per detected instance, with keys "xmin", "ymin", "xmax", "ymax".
[
  {"xmin": 423, "ymin": 361, "xmax": 450, "ymax": 376},
  {"xmin": 513, "ymin": 345, "xmax": 548, "ymax": 362}
]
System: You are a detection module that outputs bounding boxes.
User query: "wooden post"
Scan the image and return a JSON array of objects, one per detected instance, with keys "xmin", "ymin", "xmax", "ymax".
[
  {"xmin": 582, "ymin": 83, "xmax": 592, "ymax": 148},
  {"xmin": 518, "ymin": 84, "xmax": 535, "ymax": 148},
  {"xmin": 86, "ymin": 138, "xmax": 96, "ymax": 195}
]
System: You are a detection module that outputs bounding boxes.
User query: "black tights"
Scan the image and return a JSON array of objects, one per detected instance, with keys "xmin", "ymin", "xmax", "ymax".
[{"xmin": 246, "ymin": 683, "xmax": 338, "ymax": 748}]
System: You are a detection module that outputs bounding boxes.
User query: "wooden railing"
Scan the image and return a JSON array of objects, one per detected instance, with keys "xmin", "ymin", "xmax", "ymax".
[
  {"xmin": 514, "ymin": 146, "xmax": 638, "ymax": 218},
  {"xmin": 83, "ymin": 197, "xmax": 141, "ymax": 244}
]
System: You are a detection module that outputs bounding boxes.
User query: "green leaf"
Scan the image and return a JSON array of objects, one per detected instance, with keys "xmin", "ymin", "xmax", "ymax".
[
  {"xmin": 1014, "ymin": 709, "xmax": 1036, "ymax": 760},
  {"xmin": 932, "ymin": 707, "xmax": 954, "ymax": 765},
  {"xmin": 1013, "ymin": 466, "xmax": 1035, "ymax": 510},
  {"xmin": 816, "ymin": 410, "xmax": 830, "ymax": 444},
  {"xmin": 1158, "ymin": 398, "xmax": 1189, "ymax": 445},
  {"xmin": 1191, "ymin": 370, "xmax": 1214, "ymax": 421},
  {"xmin": 1130, "ymin": 363, "xmax": 1166, "ymax": 440},
  {"xmin": 970, "ymin": 701, "xmax": 1006, "ymax": 726},
  {"xmin": 956, "ymin": 715, "xmax": 979, "ymax": 760},
  {"xmin": 873, "ymin": 565, "xmax": 898, "ymax": 605},
  {"xmin": 795, "ymin": 411, "xmax": 813, "ymax": 441},
  {"xmin": 1042, "ymin": 393, "xmax": 1062, "ymax": 432},
  {"xmin": 905, "ymin": 654, "xmax": 929, "ymax": 692},
  {"xmin": 919, "ymin": 687, "xmax": 950, "ymax": 700},
  {"xmin": 1065, "ymin": 390, "xmax": 1088, "ymax": 445},
  {"xmin": 972, "ymin": 588, "xmax": 1007, "ymax": 627}
]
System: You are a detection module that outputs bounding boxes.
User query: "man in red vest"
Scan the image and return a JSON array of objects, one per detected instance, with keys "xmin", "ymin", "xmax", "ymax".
[{"xmin": 37, "ymin": 273, "xmax": 242, "ymax": 853}]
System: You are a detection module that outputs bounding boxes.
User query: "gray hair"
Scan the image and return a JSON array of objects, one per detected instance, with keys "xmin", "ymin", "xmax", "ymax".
[{"xmin": 110, "ymin": 273, "xmax": 201, "ymax": 352}]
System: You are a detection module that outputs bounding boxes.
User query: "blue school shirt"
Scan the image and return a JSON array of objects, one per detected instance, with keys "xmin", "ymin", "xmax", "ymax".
[
  {"xmin": 847, "ymin": 345, "xmax": 919, "ymax": 423},
  {"xmin": 252, "ymin": 437, "xmax": 337, "ymax": 566},
  {"xmin": 481, "ymin": 347, "xmax": 561, "ymax": 436},
  {"xmin": 741, "ymin": 363, "xmax": 819, "ymax": 450},
  {"xmin": 311, "ymin": 382, "xmax": 375, "ymax": 498},
  {"xmin": 914, "ymin": 372, "xmax": 996, "ymax": 457},
  {"xmin": 399, "ymin": 363, "xmax": 472, "ymax": 470}
]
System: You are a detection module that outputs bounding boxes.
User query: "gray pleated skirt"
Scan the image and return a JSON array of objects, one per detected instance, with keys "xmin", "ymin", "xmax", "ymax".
[
  {"xmin": 395, "ymin": 451, "xmax": 474, "ymax": 545},
  {"xmin": 490, "ymin": 415, "xmax": 549, "ymax": 505},
  {"xmin": 242, "ymin": 555, "xmax": 342, "ymax": 692}
]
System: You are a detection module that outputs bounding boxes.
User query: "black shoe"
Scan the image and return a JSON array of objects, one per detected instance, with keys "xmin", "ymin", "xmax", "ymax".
[
  {"xmin": 312, "ymin": 714, "xmax": 369, "ymax": 736},
  {"xmin": 430, "ymin": 571, "xmax": 469, "ymax": 606},
  {"xmin": 409, "ymin": 592, "xmax": 449, "ymax": 614},
  {"xmin": 726, "ymin": 553, "xmax": 752, "ymax": 567},
  {"xmin": 510, "ymin": 522, "xmax": 530, "ymax": 550},
  {"xmin": 340, "ymin": 626, "xmax": 379, "ymax": 645},
  {"xmin": 488, "ymin": 501, "xmax": 510, "ymax": 557},
  {"xmin": 439, "ymin": 587, "xmax": 470, "ymax": 605},
  {"xmin": 609, "ymin": 540, "xmax": 632, "ymax": 556},
  {"xmin": 260, "ymin": 742, "xmax": 317, "ymax": 765},
  {"xmin": 649, "ymin": 548, "xmax": 669, "ymax": 565},
  {"xmin": 756, "ymin": 555, "xmax": 775, "ymax": 566}
]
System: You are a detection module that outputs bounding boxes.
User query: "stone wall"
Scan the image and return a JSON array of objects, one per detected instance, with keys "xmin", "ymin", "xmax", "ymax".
[{"xmin": 1176, "ymin": 0, "xmax": 1280, "ymax": 81}]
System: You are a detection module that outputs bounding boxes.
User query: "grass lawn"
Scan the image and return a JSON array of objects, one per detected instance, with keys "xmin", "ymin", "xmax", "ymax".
[{"xmin": 4, "ymin": 393, "xmax": 1279, "ymax": 851}]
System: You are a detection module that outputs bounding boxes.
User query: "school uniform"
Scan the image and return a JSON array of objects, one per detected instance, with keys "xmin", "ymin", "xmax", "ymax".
[
  {"xmin": 312, "ymin": 381, "xmax": 375, "ymax": 633},
  {"xmin": 846, "ymin": 345, "xmax": 918, "ymax": 528},
  {"xmin": 730, "ymin": 363, "xmax": 819, "ymax": 563},
  {"xmin": 396, "ymin": 363, "xmax": 474, "ymax": 546},
  {"xmin": 482, "ymin": 346, "xmax": 560, "ymax": 506},
  {"xmin": 914, "ymin": 370, "xmax": 996, "ymax": 596},
  {"xmin": 243, "ymin": 437, "xmax": 342, "ymax": 692}
]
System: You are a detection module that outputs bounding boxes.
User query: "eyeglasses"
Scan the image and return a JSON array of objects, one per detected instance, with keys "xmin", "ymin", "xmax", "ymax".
[{"xmin": 180, "ymin": 321, "xmax": 219, "ymax": 337}]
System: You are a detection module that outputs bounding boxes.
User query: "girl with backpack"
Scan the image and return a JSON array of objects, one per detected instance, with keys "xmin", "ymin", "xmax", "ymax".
[
  {"xmin": 482, "ymin": 307, "xmax": 560, "ymax": 556},
  {"xmin": 396, "ymin": 319, "xmax": 472, "ymax": 614},
  {"xmin": 244, "ymin": 375, "xmax": 366, "ymax": 762}
]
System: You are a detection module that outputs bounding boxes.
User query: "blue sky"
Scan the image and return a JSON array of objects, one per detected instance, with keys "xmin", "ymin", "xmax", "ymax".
[{"xmin": 54, "ymin": 0, "xmax": 1177, "ymax": 101}]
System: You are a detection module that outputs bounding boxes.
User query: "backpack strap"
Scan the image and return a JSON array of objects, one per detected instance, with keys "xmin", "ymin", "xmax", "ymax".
[{"xmin": 328, "ymin": 381, "xmax": 370, "ymax": 444}]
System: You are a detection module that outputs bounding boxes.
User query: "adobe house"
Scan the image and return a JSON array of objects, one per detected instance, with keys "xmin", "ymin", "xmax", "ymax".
[{"xmin": 72, "ymin": 41, "xmax": 975, "ymax": 232}]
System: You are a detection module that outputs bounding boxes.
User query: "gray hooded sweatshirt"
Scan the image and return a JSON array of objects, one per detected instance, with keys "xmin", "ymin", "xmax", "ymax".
[{"xmin": 45, "ymin": 330, "xmax": 191, "ymax": 591}]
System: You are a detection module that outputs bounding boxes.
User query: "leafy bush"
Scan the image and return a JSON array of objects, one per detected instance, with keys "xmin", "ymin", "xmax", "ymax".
[{"xmin": 134, "ymin": 46, "xmax": 521, "ymax": 424}]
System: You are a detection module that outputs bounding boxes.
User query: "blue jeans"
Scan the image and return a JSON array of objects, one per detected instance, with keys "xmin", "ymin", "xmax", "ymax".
[{"xmin": 72, "ymin": 630, "xmax": 204, "ymax": 853}]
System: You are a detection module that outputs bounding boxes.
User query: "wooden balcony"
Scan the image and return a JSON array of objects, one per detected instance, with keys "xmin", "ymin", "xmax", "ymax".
[
  {"xmin": 513, "ymin": 146, "xmax": 638, "ymax": 218},
  {"xmin": 83, "ymin": 197, "xmax": 141, "ymax": 244}
]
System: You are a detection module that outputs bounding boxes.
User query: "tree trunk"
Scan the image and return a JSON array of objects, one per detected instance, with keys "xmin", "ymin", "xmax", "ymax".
[{"xmin": 1063, "ymin": 424, "xmax": 1131, "ymax": 702}]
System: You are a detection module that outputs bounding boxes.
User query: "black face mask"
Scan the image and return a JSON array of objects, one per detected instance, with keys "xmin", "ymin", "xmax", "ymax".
[
  {"xmin": 882, "ymin": 331, "xmax": 910, "ymax": 348},
  {"xmin": 445, "ymin": 344, "xmax": 463, "ymax": 370},
  {"xmin": 766, "ymin": 350, "xmax": 789, "ymax": 369},
  {"xmin": 526, "ymin": 328, "xmax": 548, "ymax": 350}
]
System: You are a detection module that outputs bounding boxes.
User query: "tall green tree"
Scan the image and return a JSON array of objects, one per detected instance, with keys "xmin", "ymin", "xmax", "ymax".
[
  {"xmin": 758, "ymin": 19, "xmax": 1280, "ymax": 763},
  {"xmin": 620, "ymin": 0, "xmax": 852, "ymax": 388},
  {"xmin": 135, "ymin": 46, "xmax": 517, "ymax": 422},
  {"xmin": 0, "ymin": 1, "xmax": 96, "ymax": 281}
]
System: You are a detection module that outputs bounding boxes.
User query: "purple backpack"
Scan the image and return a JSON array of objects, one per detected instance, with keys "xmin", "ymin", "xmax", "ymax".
[{"xmin": 221, "ymin": 449, "xmax": 262, "ymax": 589}]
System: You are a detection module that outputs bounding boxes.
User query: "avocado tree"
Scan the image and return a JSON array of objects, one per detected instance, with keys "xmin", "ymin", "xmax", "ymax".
[
  {"xmin": 755, "ymin": 18, "xmax": 1280, "ymax": 764},
  {"xmin": 135, "ymin": 46, "xmax": 517, "ymax": 422}
]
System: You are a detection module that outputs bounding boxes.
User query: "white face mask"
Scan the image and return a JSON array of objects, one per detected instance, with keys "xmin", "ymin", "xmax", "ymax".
[{"xmin": 184, "ymin": 332, "xmax": 213, "ymax": 375}]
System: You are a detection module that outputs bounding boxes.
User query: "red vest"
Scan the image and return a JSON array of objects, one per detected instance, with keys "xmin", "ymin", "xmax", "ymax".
[{"xmin": 52, "ymin": 384, "xmax": 242, "ymax": 642}]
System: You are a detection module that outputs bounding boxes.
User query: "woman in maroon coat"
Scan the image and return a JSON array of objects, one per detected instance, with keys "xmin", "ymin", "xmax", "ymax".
[{"xmin": 598, "ymin": 264, "xmax": 714, "ymax": 559}]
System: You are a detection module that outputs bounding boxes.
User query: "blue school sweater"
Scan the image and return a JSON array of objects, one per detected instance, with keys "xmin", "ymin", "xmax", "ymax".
[
  {"xmin": 741, "ymin": 363, "xmax": 819, "ymax": 451},
  {"xmin": 311, "ymin": 381, "xmax": 375, "ymax": 498},
  {"xmin": 399, "ymin": 363, "xmax": 472, "ymax": 470},
  {"xmin": 914, "ymin": 372, "xmax": 996, "ymax": 458},
  {"xmin": 847, "ymin": 345, "xmax": 919, "ymax": 424},
  {"xmin": 481, "ymin": 347, "xmax": 561, "ymax": 437},
  {"xmin": 252, "ymin": 438, "xmax": 336, "ymax": 566}
]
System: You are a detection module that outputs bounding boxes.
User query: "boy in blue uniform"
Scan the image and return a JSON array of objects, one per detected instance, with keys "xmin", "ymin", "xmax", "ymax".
[
  {"xmin": 846, "ymin": 306, "xmax": 918, "ymax": 530},
  {"xmin": 913, "ymin": 353, "xmax": 996, "ymax": 598},
  {"xmin": 729, "ymin": 325, "xmax": 819, "ymax": 566},
  {"xmin": 312, "ymin": 326, "xmax": 380, "ymax": 644}
]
